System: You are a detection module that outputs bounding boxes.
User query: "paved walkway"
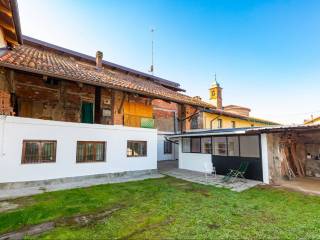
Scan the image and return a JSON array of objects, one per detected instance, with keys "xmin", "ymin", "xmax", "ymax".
[{"xmin": 158, "ymin": 160, "xmax": 262, "ymax": 192}]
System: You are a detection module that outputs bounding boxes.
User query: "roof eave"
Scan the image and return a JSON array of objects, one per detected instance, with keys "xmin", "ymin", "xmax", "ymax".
[{"xmin": 0, "ymin": 62, "xmax": 207, "ymax": 108}]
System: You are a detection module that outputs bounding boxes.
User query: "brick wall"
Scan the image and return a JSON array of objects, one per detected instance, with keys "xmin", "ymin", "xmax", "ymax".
[{"xmin": 152, "ymin": 99, "xmax": 178, "ymax": 132}]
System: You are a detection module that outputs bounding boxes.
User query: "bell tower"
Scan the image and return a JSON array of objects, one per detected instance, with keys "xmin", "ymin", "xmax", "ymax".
[{"xmin": 209, "ymin": 74, "xmax": 222, "ymax": 109}]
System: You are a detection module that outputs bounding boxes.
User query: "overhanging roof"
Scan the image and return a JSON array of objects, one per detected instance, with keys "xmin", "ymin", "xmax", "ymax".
[
  {"xmin": 246, "ymin": 123, "xmax": 320, "ymax": 134},
  {"xmin": 0, "ymin": 41, "xmax": 213, "ymax": 109},
  {"xmin": 23, "ymin": 36, "xmax": 184, "ymax": 92},
  {"xmin": 0, "ymin": 0, "xmax": 22, "ymax": 46},
  {"xmin": 168, "ymin": 127, "xmax": 256, "ymax": 138}
]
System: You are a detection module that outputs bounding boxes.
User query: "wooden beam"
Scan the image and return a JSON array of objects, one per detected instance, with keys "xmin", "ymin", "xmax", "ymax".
[
  {"xmin": 118, "ymin": 92, "xmax": 126, "ymax": 114},
  {"xmin": 0, "ymin": 19, "xmax": 15, "ymax": 33},
  {"xmin": 0, "ymin": 5, "xmax": 12, "ymax": 17},
  {"xmin": 6, "ymin": 69, "xmax": 15, "ymax": 93}
]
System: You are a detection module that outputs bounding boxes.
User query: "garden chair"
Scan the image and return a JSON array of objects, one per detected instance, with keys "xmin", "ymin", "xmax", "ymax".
[
  {"xmin": 204, "ymin": 162, "xmax": 216, "ymax": 183},
  {"xmin": 221, "ymin": 162, "xmax": 249, "ymax": 183}
]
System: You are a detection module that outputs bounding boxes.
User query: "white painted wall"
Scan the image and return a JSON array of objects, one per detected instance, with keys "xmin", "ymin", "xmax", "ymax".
[
  {"xmin": 157, "ymin": 134, "xmax": 174, "ymax": 161},
  {"xmin": 0, "ymin": 116, "xmax": 157, "ymax": 183},
  {"xmin": 178, "ymin": 138, "xmax": 212, "ymax": 172},
  {"xmin": 260, "ymin": 133, "xmax": 270, "ymax": 184}
]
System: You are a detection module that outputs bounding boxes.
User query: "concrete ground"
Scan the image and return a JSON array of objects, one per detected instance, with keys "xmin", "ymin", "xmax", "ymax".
[
  {"xmin": 279, "ymin": 177, "xmax": 320, "ymax": 195},
  {"xmin": 158, "ymin": 160, "xmax": 262, "ymax": 192}
]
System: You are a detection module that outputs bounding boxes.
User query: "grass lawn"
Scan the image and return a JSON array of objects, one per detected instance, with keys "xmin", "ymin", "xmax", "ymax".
[{"xmin": 0, "ymin": 176, "xmax": 320, "ymax": 239}]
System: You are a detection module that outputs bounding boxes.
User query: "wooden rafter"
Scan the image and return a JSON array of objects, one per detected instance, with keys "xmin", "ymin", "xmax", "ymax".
[
  {"xmin": 0, "ymin": 4, "xmax": 12, "ymax": 17},
  {"xmin": 0, "ymin": 18, "xmax": 15, "ymax": 33}
]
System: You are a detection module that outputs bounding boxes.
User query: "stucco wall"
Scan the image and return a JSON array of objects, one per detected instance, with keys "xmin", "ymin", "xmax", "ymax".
[
  {"xmin": 202, "ymin": 112, "xmax": 269, "ymax": 129},
  {"xmin": 157, "ymin": 134, "xmax": 175, "ymax": 161},
  {"xmin": 178, "ymin": 138, "xmax": 212, "ymax": 172},
  {"xmin": 0, "ymin": 116, "xmax": 157, "ymax": 183}
]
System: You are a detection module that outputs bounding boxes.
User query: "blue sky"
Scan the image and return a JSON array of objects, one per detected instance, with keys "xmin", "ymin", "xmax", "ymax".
[{"xmin": 18, "ymin": 0, "xmax": 320, "ymax": 124}]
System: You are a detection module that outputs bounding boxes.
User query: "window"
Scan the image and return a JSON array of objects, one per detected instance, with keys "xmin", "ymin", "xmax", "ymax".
[
  {"xmin": 22, "ymin": 140, "xmax": 56, "ymax": 164},
  {"xmin": 201, "ymin": 137, "xmax": 212, "ymax": 154},
  {"xmin": 240, "ymin": 135, "xmax": 260, "ymax": 158},
  {"xmin": 231, "ymin": 121, "xmax": 236, "ymax": 128},
  {"xmin": 127, "ymin": 141, "xmax": 147, "ymax": 157},
  {"xmin": 190, "ymin": 116, "xmax": 199, "ymax": 129},
  {"xmin": 182, "ymin": 138, "xmax": 191, "ymax": 153},
  {"xmin": 191, "ymin": 138, "xmax": 201, "ymax": 153},
  {"xmin": 76, "ymin": 141, "xmax": 105, "ymax": 163},
  {"xmin": 227, "ymin": 136, "xmax": 239, "ymax": 156},
  {"xmin": 218, "ymin": 119, "xmax": 223, "ymax": 128},
  {"xmin": 212, "ymin": 137, "xmax": 227, "ymax": 156},
  {"xmin": 45, "ymin": 77, "xmax": 59, "ymax": 86},
  {"xmin": 164, "ymin": 141, "xmax": 172, "ymax": 154}
]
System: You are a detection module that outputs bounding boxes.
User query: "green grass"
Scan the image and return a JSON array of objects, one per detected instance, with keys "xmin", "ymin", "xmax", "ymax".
[{"xmin": 0, "ymin": 176, "xmax": 320, "ymax": 239}]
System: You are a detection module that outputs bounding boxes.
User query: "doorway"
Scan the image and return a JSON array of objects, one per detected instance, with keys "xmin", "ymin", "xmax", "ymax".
[{"xmin": 81, "ymin": 102, "xmax": 94, "ymax": 124}]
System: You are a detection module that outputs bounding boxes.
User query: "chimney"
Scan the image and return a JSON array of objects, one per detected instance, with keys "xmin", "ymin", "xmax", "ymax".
[{"xmin": 96, "ymin": 51, "xmax": 103, "ymax": 70}]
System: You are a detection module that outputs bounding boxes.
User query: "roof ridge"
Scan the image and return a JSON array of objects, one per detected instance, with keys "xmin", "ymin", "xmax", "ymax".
[{"xmin": 22, "ymin": 35, "xmax": 184, "ymax": 91}]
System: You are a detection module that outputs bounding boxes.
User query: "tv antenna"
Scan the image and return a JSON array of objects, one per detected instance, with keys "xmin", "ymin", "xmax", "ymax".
[{"xmin": 149, "ymin": 28, "xmax": 155, "ymax": 75}]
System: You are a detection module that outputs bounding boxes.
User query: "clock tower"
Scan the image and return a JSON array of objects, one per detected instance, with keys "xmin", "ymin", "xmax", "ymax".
[{"xmin": 209, "ymin": 75, "xmax": 222, "ymax": 109}]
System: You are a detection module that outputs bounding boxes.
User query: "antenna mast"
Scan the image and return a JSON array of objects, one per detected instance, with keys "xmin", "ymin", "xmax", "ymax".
[{"xmin": 149, "ymin": 28, "xmax": 155, "ymax": 75}]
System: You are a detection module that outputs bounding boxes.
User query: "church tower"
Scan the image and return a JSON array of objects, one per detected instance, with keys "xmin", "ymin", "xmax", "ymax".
[{"xmin": 209, "ymin": 75, "xmax": 223, "ymax": 109}]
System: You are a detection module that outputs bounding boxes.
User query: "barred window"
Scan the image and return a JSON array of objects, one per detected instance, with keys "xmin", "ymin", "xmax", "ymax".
[
  {"xmin": 164, "ymin": 141, "xmax": 172, "ymax": 154},
  {"xmin": 22, "ymin": 140, "xmax": 57, "ymax": 164},
  {"xmin": 76, "ymin": 141, "xmax": 105, "ymax": 163},
  {"xmin": 127, "ymin": 141, "xmax": 147, "ymax": 157}
]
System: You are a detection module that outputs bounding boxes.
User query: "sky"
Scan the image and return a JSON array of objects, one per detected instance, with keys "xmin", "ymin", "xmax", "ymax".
[{"xmin": 17, "ymin": 0, "xmax": 320, "ymax": 124}]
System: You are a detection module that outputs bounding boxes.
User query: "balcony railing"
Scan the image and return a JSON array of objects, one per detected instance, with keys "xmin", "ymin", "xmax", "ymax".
[{"xmin": 124, "ymin": 114, "xmax": 155, "ymax": 129}]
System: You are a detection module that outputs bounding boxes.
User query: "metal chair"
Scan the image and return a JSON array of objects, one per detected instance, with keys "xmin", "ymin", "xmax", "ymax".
[
  {"xmin": 204, "ymin": 162, "xmax": 216, "ymax": 183},
  {"xmin": 222, "ymin": 162, "xmax": 249, "ymax": 183}
]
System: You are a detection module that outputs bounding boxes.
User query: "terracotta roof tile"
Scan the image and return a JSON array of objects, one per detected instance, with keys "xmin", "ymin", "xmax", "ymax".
[{"xmin": 0, "ymin": 44, "xmax": 212, "ymax": 108}]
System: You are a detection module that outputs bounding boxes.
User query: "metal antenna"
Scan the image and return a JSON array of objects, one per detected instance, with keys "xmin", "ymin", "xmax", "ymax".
[{"xmin": 149, "ymin": 28, "xmax": 155, "ymax": 75}]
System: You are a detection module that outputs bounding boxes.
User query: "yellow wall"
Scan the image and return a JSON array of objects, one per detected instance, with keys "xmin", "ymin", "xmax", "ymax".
[
  {"xmin": 203, "ymin": 112, "xmax": 270, "ymax": 129},
  {"xmin": 0, "ymin": 27, "xmax": 7, "ymax": 48},
  {"xmin": 123, "ymin": 101, "xmax": 153, "ymax": 128},
  {"xmin": 304, "ymin": 117, "xmax": 320, "ymax": 125}
]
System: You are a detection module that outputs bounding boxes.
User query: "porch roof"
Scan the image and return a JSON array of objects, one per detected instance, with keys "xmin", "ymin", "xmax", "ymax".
[
  {"xmin": 0, "ymin": 41, "xmax": 212, "ymax": 109},
  {"xmin": 168, "ymin": 127, "xmax": 255, "ymax": 138},
  {"xmin": 246, "ymin": 123, "xmax": 320, "ymax": 134}
]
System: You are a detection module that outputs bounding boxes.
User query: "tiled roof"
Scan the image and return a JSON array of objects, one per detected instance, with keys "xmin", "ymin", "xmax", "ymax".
[
  {"xmin": 0, "ymin": 44, "xmax": 212, "ymax": 108},
  {"xmin": 204, "ymin": 108, "xmax": 279, "ymax": 125}
]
